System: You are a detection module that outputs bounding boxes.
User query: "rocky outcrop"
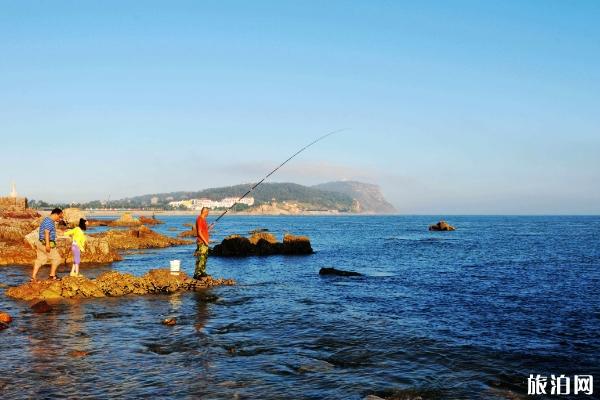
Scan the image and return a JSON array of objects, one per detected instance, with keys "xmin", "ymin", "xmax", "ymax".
[
  {"xmin": 282, "ymin": 234, "xmax": 313, "ymax": 254},
  {"xmin": 0, "ymin": 232, "xmax": 121, "ymax": 266},
  {"xmin": 0, "ymin": 209, "xmax": 121, "ymax": 266},
  {"xmin": 319, "ymin": 267, "xmax": 363, "ymax": 276},
  {"xmin": 88, "ymin": 212, "xmax": 142, "ymax": 228},
  {"xmin": 428, "ymin": 220, "xmax": 456, "ymax": 231},
  {"xmin": 6, "ymin": 269, "xmax": 235, "ymax": 300},
  {"xmin": 112, "ymin": 212, "xmax": 141, "ymax": 226},
  {"xmin": 62, "ymin": 208, "xmax": 86, "ymax": 227},
  {"xmin": 178, "ymin": 225, "xmax": 196, "ymax": 238},
  {"xmin": 93, "ymin": 225, "xmax": 192, "ymax": 250},
  {"xmin": 0, "ymin": 197, "xmax": 28, "ymax": 211},
  {"xmin": 210, "ymin": 232, "xmax": 313, "ymax": 257},
  {"xmin": 138, "ymin": 216, "xmax": 164, "ymax": 225}
]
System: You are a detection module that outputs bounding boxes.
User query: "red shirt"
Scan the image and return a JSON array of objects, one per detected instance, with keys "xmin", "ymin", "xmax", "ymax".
[{"xmin": 196, "ymin": 215, "xmax": 209, "ymax": 244}]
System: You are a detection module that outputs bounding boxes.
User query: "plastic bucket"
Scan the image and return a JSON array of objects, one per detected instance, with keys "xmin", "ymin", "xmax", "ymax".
[{"xmin": 170, "ymin": 260, "xmax": 181, "ymax": 275}]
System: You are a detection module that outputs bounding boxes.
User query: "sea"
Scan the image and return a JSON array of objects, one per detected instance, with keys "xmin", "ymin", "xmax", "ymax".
[{"xmin": 0, "ymin": 215, "xmax": 598, "ymax": 399}]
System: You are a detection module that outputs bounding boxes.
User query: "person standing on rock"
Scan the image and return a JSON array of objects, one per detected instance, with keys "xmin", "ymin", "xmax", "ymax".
[
  {"xmin": 31, "ymin": 208, "xmax": 64, "ymax": 281},
  {"xmin": 65, "ymin": 218, "xmax": 88, "ymax": 277},
  {"xmin": 194, "ymin": 207, "xmax": 212, "ymax": 279}
]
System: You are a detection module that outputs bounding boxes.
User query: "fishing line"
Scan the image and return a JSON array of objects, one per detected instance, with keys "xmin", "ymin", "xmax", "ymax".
[{"xmin": 213, "ymin": 128, "xmax": 347, "ymax": 224}]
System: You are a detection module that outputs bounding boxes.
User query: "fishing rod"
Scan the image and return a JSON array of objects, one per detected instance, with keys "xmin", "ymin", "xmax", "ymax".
[{"xmin": 213, "ymin": 128, "xmax": 347, "ymax": 224}]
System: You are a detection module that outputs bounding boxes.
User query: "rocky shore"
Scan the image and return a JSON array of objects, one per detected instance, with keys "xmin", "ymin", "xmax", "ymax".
[
  {"xmin": 6, "ymin": 269, "xmax": 235, "ymax": 301},
  {"xmin": 92, "ymin": 225, "xmax": 192, "ymax": 250},
  {"xmin": 0, "ymin": 208, "xmax": 190, "ymax": 266}
]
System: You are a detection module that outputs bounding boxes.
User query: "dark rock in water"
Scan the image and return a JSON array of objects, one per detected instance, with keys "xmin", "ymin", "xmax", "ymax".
[
  {"xmin": 162, "ymin": 317, "xmax": 177, "ymax": 326},
  {"xmin": 283, "ymin": 234, "xmax": 313, "ymax": 255},
  {"xmin": 319, "ymin": 267, "xmax": 363, "ymax": 277},
  {"xmin": 428, "ymin": 220, "xmax": 456, "ymax": 231},
  {"xmin": 31, "ymin": 300, "xmax": 52, "ymax": 313},
  {"xmin": 0, "ymin": 322, "xmax": 9, "ymax": 331},
  {"xmin": 248, "ymin": 228, "xmax": 269, "ymax": 235},
  {"xmin": 210, "ymin": 232, "xmax": 312, "ymax": 257}
]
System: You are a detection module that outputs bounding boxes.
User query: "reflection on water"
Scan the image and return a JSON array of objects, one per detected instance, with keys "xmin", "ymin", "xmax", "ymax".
[{"xmin": 1, "ymin": 215, "xmax": 599, "ymax": 399}]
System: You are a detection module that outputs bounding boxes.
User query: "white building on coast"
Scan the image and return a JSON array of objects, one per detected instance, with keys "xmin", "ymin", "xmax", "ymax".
[{"xmin": 169, "ymin": 197, "xmax": 254, "ymax": 210}]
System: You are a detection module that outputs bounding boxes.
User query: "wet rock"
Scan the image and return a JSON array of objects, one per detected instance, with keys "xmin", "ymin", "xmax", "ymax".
[
  {"xmin": 162, "ymin": 317, "xmax": 177, "ymax": 326},
  {"xmin": 138, "ymin": 216, "xmax": 164, "ymax": 225},
  {"xmin": 210, "ymin": 232, "xmax": 312, "ymax": 257},
  {"xmin": 0, "ymin": 322, "xmax": 8, "ymax": 331},
  {"xmin": 93, "ymin": 226, "xmax": 192, "ymax": 250},
  {"xmin": 0, "ymin": 312, "xmax": 12, "ymax": 324},
  {"xmin": 7, "ymin": 269, "xmax": 235, "ymax": 300},
  {"xmin": 210, "ymin": 235, "xmax": 254, "ymax": 257},
  {"xmin": 428, "ymin": 220, "xmax": 456, "ymax": 231},
  {"xmin": 31, "ymin": 300, "xmax": 52, "ymax": 313},
  {"xmin": 248, "ymin": 228, "xmax": 269, "ymax": 234},
  {"xmin": 68, "ymin": 350, "xmax": 89, "ymax": 357},
  {"xmin": 319, "ymin": 267, "xmax": 363, "ymax": 277},
  {"xmin": 178, "ymin": 225, "xmax": 196, "ymax": 238},
  {"xmin": 283, "ymin": 234, "xmax": 313, "ymax": 255}
]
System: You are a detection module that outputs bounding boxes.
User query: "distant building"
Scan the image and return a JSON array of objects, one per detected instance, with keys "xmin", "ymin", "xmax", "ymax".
[
  {"xmin": 150, "ymin": 196, "xmax": 159, "ymax": 205},
  {"xmin": 169, "ymin": 197, "xmax": 254, "ymax": 210}
]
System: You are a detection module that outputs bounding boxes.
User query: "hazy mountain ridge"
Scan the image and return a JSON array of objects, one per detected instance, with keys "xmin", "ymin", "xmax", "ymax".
[
  {"xmin": 312, "ymin": 181, "xmax": 397, "ymax": 214},
  {"xmin": 115, "ymin": 181, "xmax": 395, "ymax": 214}
]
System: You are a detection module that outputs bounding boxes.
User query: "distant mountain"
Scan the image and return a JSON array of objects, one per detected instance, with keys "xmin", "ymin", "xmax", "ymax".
[
  {"xmin": 312, "ymin": 181, "xmax": 396, "ymax": 214},
  {"xmin": 123, "ymin": 183, "xmax": 356, "ymax": 212},
  {"xmin": 81, "ymin": 181, "xmax": 396, "ymax": 214}
]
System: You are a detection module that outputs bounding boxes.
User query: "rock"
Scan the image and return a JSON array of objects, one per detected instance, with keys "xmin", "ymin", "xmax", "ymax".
[
  {"xmin": 162, "ymin": 317, "xmax": 177, "ymax": 326},
  {"xmin": 210, "ymin": 235, "xmax": 254, "ymax": 257},
  {"xmin": 249, "ymin": 232, "xmax": 277, "ymax": 245},
  {"xmin": 428, "ymin": 220, "xmax": 456, "ymax": 231},
  {"xmin": 319, "ymin": 267, "xmax": 363, "ymax": 277},
  {"xmin": 0, "ymin": 312, "xmax": 12, "ymax": 324},
  {"xmin": 210, "ymin": 232, "xmax": 313, "ymax": 257},
  {"xmin": 112, "ymin": 212, "xmax": 141, "ymax": 226},
  {"xmin": 0, "ymin": 322, "xmax": 8, "ymax": 331},
  {"xmin": 282, "ymin": 234, "xmax": 313, "ymax": 255},
  {"xmin": 7, "ymin": 269, "xmax": 235, "ymax": 300},
  {"xmin": 93, "ymin": 226, "xmax": 192, "ymax": 250},
  {"xmin": 138, "ymin": 216, "xmax": 164, "ymax": 225},
  {"xmin": 0, "ymin": 209, "xmax": 121, "ymax": 266},
  {"xmin": 248, "ymin": 228, "xmax": 269, "ymax": 234},
  {"xmin": 68, "ymin": 350, "xmax": 89, "ymax": 357},
  {"xmin": 40, "ymin": 289, "xmax": 62, "ymax": 300},
  {"xmin": 178, "ymin": 225, "xmax": 196, "ymax": 238},
  {"xmin": 31, "ymin": 300, "xmax": 52, "ymax": 313},
  {"xmin": 62, "ymin": 208, "xmax": 86, "ymax": 227}
]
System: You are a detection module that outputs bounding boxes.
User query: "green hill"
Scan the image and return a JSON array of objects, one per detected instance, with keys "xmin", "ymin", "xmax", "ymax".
[{"xmin": 123, "ymin": 182, "xmax": 356, "ymax": 211}]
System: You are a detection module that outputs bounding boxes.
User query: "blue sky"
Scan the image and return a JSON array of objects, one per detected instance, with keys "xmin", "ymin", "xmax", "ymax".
[{"xmin": 1, "ymin": 1, "xmax": 598, "ymax": 214}]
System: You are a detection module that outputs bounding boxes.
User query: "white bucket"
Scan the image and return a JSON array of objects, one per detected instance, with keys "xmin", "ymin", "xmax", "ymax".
[{"xmin": 170, "ymin": 260, "xmax": 181, "ymax": 275}]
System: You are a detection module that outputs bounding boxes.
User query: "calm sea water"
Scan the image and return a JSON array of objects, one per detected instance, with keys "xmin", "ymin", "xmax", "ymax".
[{"xmin": 0, "ymin": 216, "xmax": 599, "ymax": 399}]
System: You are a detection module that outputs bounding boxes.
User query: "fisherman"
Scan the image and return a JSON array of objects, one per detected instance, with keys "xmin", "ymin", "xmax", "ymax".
[
  {"xmin": 194, "ymin": 207, "xmax": 212, "ymax": 279},
  {"xmin": 31, "ymin": 208, "xmax": 64, "ymax": 281}
]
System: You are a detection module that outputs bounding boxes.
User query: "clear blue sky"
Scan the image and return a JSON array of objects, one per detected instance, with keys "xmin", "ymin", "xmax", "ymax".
[{"xmin": 1, "ymin": 1, "xmax": 598, "ymax": 214}]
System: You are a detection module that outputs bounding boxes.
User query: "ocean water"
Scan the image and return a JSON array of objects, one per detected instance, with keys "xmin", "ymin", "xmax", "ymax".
[{"xmin": 0, "ymin": 215, "xmax": 598, "ymax": 399}]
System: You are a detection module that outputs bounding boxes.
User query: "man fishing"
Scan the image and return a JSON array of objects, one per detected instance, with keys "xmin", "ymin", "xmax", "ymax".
[
  {"xmin": 194, "ymin": 207, "xmax": 212, "ymax": 279},
  {"xmin": 193, "ymin": 129, "xmax": 344, "ymax": 278}
]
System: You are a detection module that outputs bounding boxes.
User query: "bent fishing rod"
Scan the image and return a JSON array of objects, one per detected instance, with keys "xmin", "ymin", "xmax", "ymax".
[{"xmin": 212, "ymin": 128, "xmax": 347, "ymax": 225}]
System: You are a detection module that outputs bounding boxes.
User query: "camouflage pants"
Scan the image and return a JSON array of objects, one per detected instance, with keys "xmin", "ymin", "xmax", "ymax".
[{"xmin": 194, "ymin": 243, "xmax": 209, "ymax": 279}]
